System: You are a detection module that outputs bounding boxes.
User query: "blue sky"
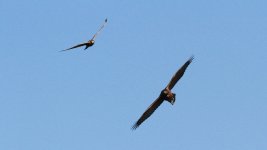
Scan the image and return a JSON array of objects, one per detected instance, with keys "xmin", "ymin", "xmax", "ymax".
[{"xmin": 0, "ymin": 0, "xmax": 266, "ymax": 150}]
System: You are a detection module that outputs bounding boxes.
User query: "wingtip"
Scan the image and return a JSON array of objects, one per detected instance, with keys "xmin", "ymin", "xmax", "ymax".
[
  {"xmin": 131, "ymin": 121, "xmax": 140, "ymax": 130},
  {"xmin": 105, "ymin": 18, "xmax": 108, "ymax": 22},
  {"xmin": 59, "ymin": 49, "xmax": 67, "ymax": 52},
  {"xmin": 131, "ymin": 124, "xmax": 138, "ymax": 130},
  {"xmin": 189, "ymin": 55, "xmax": 194, "ymax": 62},
  {"xmin": 59, "ymin": 48, "xmax": 72, "ymax": 52}
]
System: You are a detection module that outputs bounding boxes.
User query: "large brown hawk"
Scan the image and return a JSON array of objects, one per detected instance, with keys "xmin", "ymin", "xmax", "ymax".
[{"xmin": 132, "ymin": 56, "xmax": 194, "ymax": 130}]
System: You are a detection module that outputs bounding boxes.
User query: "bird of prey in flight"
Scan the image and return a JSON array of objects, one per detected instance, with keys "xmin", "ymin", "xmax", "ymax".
[
  {"xmin": 60, "ymin": 18, "xmax": 107, "ymax": 52},
  {"xmin": 132, "ymin": 56, "xmax": 194, "ymax": 130}
]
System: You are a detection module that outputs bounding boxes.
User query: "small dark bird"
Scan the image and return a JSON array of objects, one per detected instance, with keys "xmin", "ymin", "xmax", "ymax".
[
  {"xmin": 61, "ymin": 18, "xmax": 107, "ymax": 52},
  {"xmin": 132, "ymin": 56, "xmax": 194, "ymax": 130}
]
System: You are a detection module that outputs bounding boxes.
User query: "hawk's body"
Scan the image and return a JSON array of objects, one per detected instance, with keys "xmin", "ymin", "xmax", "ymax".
[{"xmin": 132, "ymin": 56, "xmax": 194, "ymax": 130}]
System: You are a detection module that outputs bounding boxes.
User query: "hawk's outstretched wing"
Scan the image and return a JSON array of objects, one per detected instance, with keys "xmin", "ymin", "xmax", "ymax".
[
  {"xmin": 132, "ymin": 97, "xmax": 164, "ymax": 130},
  {"xmin": 60, "ymin": 43, "xmax": 87, "ymax": 52},
  {"xmin": 91, "ymin": 18, "xmax": 108, "ymax": 41},
  {"xmin": 166, "ymin": 56, "xmax": 194, "ymax": 90}
]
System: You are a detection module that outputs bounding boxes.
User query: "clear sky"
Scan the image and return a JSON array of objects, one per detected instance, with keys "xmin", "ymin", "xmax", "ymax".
[{"xmin": 0, "ymin": 0, "xmax": 266, "ymax": 150}]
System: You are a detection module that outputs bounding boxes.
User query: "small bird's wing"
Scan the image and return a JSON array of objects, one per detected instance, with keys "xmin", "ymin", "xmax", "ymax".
[
  {"xmin": 60, "ymin": 43, "xmax": 87, "ymax": 52},
  {"xmin": 91, "ymin": 18, "xmax": 108, "ymax": 41},
  {"xmin": 166, "ymin": 56, "xmax": 194, "ymax": 90},
  {"xmin": 132, "ymin": 97, "xmax": 164, "ymax": 130}
]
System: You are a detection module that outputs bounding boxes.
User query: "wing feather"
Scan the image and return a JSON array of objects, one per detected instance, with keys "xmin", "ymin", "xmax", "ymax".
[
  {"xmin": 132, "ymin": 97, "xmax": 164, "ymax": 130},
  {"xmin": 166, "ymin": 56, "xmax": 194, "ymax": 90},
  {"xmin": 60, "ymin": 43, "xmax": 87, "ymax": 52},
  {"xmin": 91, "ymin": 18, "xmax": 108, "ymax": 41}
]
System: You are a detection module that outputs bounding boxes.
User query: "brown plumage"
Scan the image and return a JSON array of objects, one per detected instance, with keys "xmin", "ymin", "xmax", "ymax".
[
  {"xmin": 132, "ymin": 56, "xmax": 194, "ymax": 130},
  {"xmin": 60, "ymin": 18, "xmax": 107, "ymax": 52}
]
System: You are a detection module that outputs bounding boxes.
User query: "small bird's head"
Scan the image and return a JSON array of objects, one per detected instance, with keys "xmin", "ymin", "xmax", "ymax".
[{"xmin": 90, "ymin": 40, "xmax": 95, "ymax": 44}]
